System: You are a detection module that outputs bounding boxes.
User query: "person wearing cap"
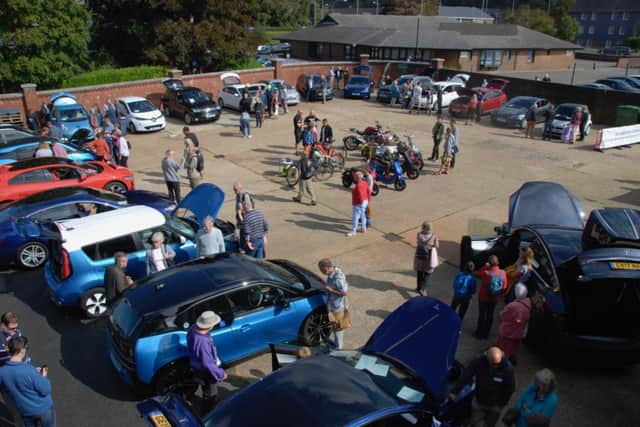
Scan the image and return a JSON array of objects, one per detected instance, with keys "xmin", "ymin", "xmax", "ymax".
[
  {"xmin": 510, "ymin": 369, "xmax": 558, "ymax": 427},
  {"xmin": 187, "ymin": 311, "xmax": 227, "ymax": 414}
]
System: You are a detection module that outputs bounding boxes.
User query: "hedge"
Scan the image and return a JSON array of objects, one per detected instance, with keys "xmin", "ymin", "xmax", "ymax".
[{"xmin": 62, "ymin": 66, "xmax": 167, "ymax": 88}]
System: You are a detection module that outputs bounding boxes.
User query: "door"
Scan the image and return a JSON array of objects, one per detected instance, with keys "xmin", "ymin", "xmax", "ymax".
[
  {"xmin": 83, "ymin": 234, "xmax": 144, "ymax": 279},
  {"xmin": 7, "ymin": 168, "xmax": 56, "ymax": 200}
]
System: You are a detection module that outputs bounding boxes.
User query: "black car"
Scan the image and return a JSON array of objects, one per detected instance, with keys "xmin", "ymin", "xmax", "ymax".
[
  {"xmin": 0, "ymin": 124, "xmax": 38, "ymax": 144},
  {"xmin": 257, "ymin": 42, "xmax": 291, "ymax": 56},
  {"xmin": 460, "ymin": 182, "xmax": 640, "ymax": 361},
  {"xmin": 160, "ymin": 79, "xmax": 221, "ymax": 125},
  {"xmin": 296, "ymin": 74, "xmax": 334, "ymax": 102}
]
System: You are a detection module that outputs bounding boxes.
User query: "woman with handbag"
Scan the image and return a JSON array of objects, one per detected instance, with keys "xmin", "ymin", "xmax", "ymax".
[
  {"xmin": 318, "ymin": 258, "xmax": 350, "ymax": 349},
  {"xmin": 503, "ymin": 369, "xmax": 558, "ymax": 427},
  {"xmin": 414, "ymin": 221, "xmax": 439, "ymax": 296}
]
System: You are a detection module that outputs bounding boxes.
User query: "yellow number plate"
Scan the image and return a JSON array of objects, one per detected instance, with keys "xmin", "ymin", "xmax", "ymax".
[
  {"xmin": 610, "ymin": 262, "xmax": 640, "ymax": 270},
  {"xmin": 150, "ymin": 413, "xmax": 171, "ymax": 427}
]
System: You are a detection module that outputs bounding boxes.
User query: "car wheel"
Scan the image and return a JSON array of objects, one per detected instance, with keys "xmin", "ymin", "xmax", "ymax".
[
  {"xmin": 300, "ymin": 309, "xmax": 331, "ymax": 346},
  {"xmin": 342, "ymin": 172, "xmax": 353, "ymax": 187},
  {"xmin": 343, "ymin": 136, "xmax": 359, "ymax": 151},
  {"xmin": 584, "ymin": 125, "xmax": 591, "ymax": 136},
  {"xmin": 218, "ymin": 98, "xmax": 224, "ymax": 109},
  {"xmin": 184, "ymin": 113, "xmax": 192, "ymax": 125},
  {"xmin": 104, "ymin": 181, "xmax": 128, "ymax": 194},
  {"xmin": 80, "ymin": 287, "xmax": 109, "ymax": 318},
  {"xmin": 17, "ymin": 241, "xmax": 48, "ymax": 269},
  {"xmin": 128, "ymin": 122, "xmax": 136, "ymax": 134},
  {"xmin": 153, "ymin": 359, "xmax": 198, "ymax": 397},
  {"xmin": 394, "ymin": 179, "xmax": 406, "ymax": 191}
]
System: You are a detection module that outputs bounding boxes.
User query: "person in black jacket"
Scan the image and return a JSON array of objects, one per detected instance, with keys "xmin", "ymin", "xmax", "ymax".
[
  {"xmin": 449, "ymin": 347, "xmax": 515, "ymax": 427},
  {"xmin": 320, "ymin": 118, "xmax": 333, "ymax": 144},
  {"xmin": 292, "ymin": 150, "xmax": 316, "ymax": 206}
]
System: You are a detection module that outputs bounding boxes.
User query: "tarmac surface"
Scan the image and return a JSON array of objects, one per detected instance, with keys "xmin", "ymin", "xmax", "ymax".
[{"xmin": 1, "ymin": 96, "xmax": 640, "ymax": 426}]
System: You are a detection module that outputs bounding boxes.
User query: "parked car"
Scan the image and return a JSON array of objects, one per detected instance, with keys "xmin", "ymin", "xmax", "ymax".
[
  {"xmin": 259, "ymin": 79, "xmax": 301, "ymax": 105},
  {"xmin": 344, "ymin": 75, "xmax": 373, "ymax": 99},
  {"xmin": 44, "ymin": 184, "xmax": 238, "ymax": 317},
  {"xmin": 0, "ymin": 157, "xmax": 134, "ymax": 204},
  {"xmin": 606, "ymin": 76, "xmax": 640, "ymax": 89},
  {"xmin": 486, "ymin": 78, "xmax": 510, "ymax": 90},
  {"xmin": 449, "ymin": 88, "xmax": 507, "ymax": 118},
  {"xmin": 594, "ymin": 79, "xmax": 640, "ymax": 93},
  {"xmin": 0, "ymin": 125, "xmax": 38, "ymax": 144},
  {"xmin": 296, "ymin": 74, "xmax": 334, "ymax": 102},
  {"xmin": 0, "ymin": 136, "xmax": 96, "ymax": 165},
  {"xmin": 218, "ymin": 74, "xmax": 267, "ymax": 110},
  {"xmin": 0, "ymin": 186, "xmax": 176, "ymax": 269},
  {"xmin": 449, "ymin": 73, "xmax": 470, "ymax": 84},
  {"xmin": 431, "ymin": 81, "xmax": 464, "ymax": 109},
  {"xmin": 108, "ymin": 253, "xmax": 329, "ymax": 393},
  {"xmin": 491, "ymin": 96, "xmax": 552, "ymax": 128},
  {"xmin": 49, "ymin": 93, "xmax": 95, "ymax": 144},
  {"xmin": 580, "ymin": 83, "xmax": 611, "ymax": 90},
  {"xmin": 551, "ymin": 103, "xmax": 592, "ymax": 139},
  {"xmin": 116, "ymin": 96, "xmax": 166, "ymax": 133},
  {"xmin": 375, "ymin": 74, "xmax": 416, "ymax": 103},
  {"xmin": 161, "ymin": 79, "xmax": 221, "ymax": 125},
  {"xmin": 137, "ymin": 297, "xmax": 472, "ymax": 427},
  {"xmin": 461, "ymin": 182, "xmax": 640, "ymax": 360},
  {"xmin": 256, "ymin": 42, "xmax": 291, "ymax": 56}
]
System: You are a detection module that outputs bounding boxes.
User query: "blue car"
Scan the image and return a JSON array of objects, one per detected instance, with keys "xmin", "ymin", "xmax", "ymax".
[
  {"xmin": 107, "ymin": 253, "xmax": 329, "ymax": 393},
  {"xmin": 44, "ymin": 184, "xmax": 238, "ymax": 317},
  {"xmin": 137, "ymin": 297, "xmax": 473, "ymax": 427},
  {"xmin": 344, "ymin": 75, "xmax": 373, "ymax": 99},
  {"xmin": 0, "ymin": 136, "xmax": 97, "ymax": 165},
  {"xmin": 0, "ymin": 186, "xmax": 176, "ymax": 269},
  {"xmin": 49, "ymin": 92, "xmax": 95, "ymax": 143}
]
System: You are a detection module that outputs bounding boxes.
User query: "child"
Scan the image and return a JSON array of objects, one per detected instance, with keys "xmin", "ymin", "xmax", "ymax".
[{"xmin": 451, "ymin": 261, "xmax": 477, "ymax": 321}]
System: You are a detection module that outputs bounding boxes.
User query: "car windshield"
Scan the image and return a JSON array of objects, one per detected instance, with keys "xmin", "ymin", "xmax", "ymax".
[
  {"xmin": 330, "ymin": 350, "xmax": 430, "ymax": 405},
  {"xmin": 349, "ymin": 76, "xmax": 369, "ymax": 85},
  {"xmin": 182, "ymin": 90, "xmax": 211, "ymax": 104},
  {"xmin": 127, "ymin": 100, "xmax": 156, "ymax": 113},
  {"xmin": 166, "ymin": 216, "xmax": 196, "ymax": 241},
  {"xmin": 110, "ymin": 298, "xmax": 140, "ymax": 338},
  {"xmin": 58, "ymin": 107, "xmax": 88, "ymax": 122},
  {"xmin": 505, "ymin": 98, "xmax": 534, "ymax": 109},
  {"xmin": 554, "ymin": 105, "xmax": 577, "ymax": 120},
  {"xmin": 0, "ymin": 203, "xmax": 27, "ymax": 222}
]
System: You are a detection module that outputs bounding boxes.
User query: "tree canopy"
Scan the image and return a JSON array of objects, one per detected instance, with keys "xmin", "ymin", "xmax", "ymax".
[
  {"xmin": 505, "ymin": 0, "xmax": 579, "ymax": 42},
  {"xmin": 390, "ymin": 0, "xmax": 438, "ymax": 16}
]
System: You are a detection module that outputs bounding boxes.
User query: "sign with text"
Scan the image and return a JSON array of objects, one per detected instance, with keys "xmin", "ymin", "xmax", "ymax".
[{"xmin": 595, "ymin": 124, "xmax": 640, "ymax": 151}]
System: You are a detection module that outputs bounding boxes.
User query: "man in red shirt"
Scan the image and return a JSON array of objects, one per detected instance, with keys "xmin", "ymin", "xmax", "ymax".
[
  {"xmin": 347, "ymin": 171, "xmax": 371, "ymax": 237},
  {"xmin": 473, "ymin": 255, "xmax": 507, "ymax": 340},
  {"xmin": 87, "ymin": 130, "xmax": 110, "ymax": 161}
]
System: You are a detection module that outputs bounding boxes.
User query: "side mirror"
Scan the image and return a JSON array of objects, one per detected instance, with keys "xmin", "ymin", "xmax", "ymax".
[{"xmin": 275, "ymin": 291, "xmax": 290, "ymax": 309}]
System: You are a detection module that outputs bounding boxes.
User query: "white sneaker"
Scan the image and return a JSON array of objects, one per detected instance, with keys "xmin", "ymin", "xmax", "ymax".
[
  {"xmin": 248, "ymin": 135, "xmax": 252, "ymax": 139},
  {"xmin": 346, "ymin": 232, "xmax": 356, "ymax": 237}
]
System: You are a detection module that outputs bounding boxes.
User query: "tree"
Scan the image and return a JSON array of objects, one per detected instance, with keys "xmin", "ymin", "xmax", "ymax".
[
  {"xmin": 505, "ymin": 5, "xmax": 557, "ymax": 37},
  {"xmin": 250, "ymin": 0, "xmax": 310, "ymax": 28},
  {"xmin": 0, "ymin": 0, "xmax": 90, "ymax": 91},
  {"xmin": 390, "ymin": 0, "xmax": 438, "ymax": 16},
  {"xmin": 550, "ymin": 0, "xmax": 579, "ymax": 41}
]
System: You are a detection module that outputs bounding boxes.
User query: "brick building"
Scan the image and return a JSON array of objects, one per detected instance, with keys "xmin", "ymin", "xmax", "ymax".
[
  {"xmin": 280, "ymin": 13, "xmax": 578, "ymax": 72},
  {"xmin": 571, "ymin": 0, "xmax": 640, "ymax": 49}
]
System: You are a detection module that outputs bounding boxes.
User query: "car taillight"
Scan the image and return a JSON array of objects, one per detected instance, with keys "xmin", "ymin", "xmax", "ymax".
[{"xmin": 60, "ymin": 249, "xmax": 72, "ymax": 280}]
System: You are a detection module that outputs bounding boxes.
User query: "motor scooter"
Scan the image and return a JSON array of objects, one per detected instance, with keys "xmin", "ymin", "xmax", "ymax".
[
  {"xmin": 343, "ymin": 121, "xmax": 387, "ymax": 151},
  {"xmin": 368, "ymin": 157, "xmax": 407, "ymax": 191},
  {"xmin": 341, "ymin": 167, "xmax": 380, "ymax": 196}
]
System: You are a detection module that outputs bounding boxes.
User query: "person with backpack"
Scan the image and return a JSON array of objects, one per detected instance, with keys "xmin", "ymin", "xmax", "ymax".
[
  {"xmin": 302, "ymin": 122, "xmax": 316, "ymax": 156},
  {"xmin": 451, "ymin": 261, "xmax": 477, "ymax": 321},
  {"xmin": 496, "ymin": 283, "xmax": 531, "ymax": 365},
  {"xmin": 473, "ymin": 255, "xmax": 507, "ymax": 340}
]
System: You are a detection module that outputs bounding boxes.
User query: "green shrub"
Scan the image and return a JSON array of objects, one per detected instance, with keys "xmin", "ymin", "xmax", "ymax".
[
  {"xmin": 228, "ymin": 58, "xmax": 264, "ymax": 70},
  {"xmin": 62, "ymin": 66, "xmax": 167, "ymax": 88},
  {"xmin": 625, "ymin": 36, "xmax": 640, "ymax": 50}
]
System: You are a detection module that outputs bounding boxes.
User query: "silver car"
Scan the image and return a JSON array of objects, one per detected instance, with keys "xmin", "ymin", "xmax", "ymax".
[
  {"xmin": 551, "ymin": 103, "xmax": 592, "ymax": 139},
  {"xmin": 260, "ymin": 79, "xmax": 300, "ymax": 105}
]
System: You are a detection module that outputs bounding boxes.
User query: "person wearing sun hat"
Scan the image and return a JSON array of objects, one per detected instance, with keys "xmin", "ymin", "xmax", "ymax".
[{"xmin": 187, "ymin": 311, "xmax": 227, "ymax": 415}]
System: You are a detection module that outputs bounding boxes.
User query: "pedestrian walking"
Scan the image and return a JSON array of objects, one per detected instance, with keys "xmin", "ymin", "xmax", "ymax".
[
  {"xmin": 183, "ymin": 126, "xmax": 200, "ymax": 147},
  {"xmin": 450, "ymin": 261, "xmax": 477, "ymax": 321},
  {"xmin": 186, "ymin": 146, "xmax": 201, "ymax": 189},
  {"xmin": 145, "ymin": 232, "xmax": 175, "ymax": 275},
  {"xmin": 0, "ymin": 337, "xmax": 56, "ymax": 427},
  {"xmin": 496, "ymin": 283, "xmax": 531, "ymax": 365},
  {"xmin": 162, "ymin": 149, "xmax": 182, "ymax": 202},
  {"xmin": 504, "ymin": 369, "xmax": 558, "ymax": 427},
  {"xmin": 253, "ymin": 91, "xmax": 264, "ymax": 128},
  {"xmin": 306, "ymin": 75, "xmax": 313, "ymax": 102},
  {"xmin": 279, "ymin": 82, "xmax": 288, "ymax": 114},
  {"xmin": 449, "ymin": 347, "xmax": 516, "ymax": 427},
  {"xmin": 429, "ymin": 115, "xmax": 444, "ymax": 161},
  {"xmin": 389, "ymin": 80, "xmax": 399, "ymax": 106},
  {"xmin": 363, "ymin": 163, "xmax": 374, "ymax": 227},
  {"xmin": 579, "ymin": 107, "xmax": 590, "ymax": 141},
  {"xmin": 466, "ymin": 93, "xmax": 478, "ymax": 125},
  {"xmin": 292, "ymin": 150, "xmax": 316, "ymax": 206},
  {"xmin": 115, "ymin": 130, "xmax": 130, "ymax": 166},
  {"xmin": 242, "ymin": 199, "xmax": 268, "ymax": 259},
  {"xmin": 347, "ymin": 171, "xmax": 370, "ymax": 237},
  {"xmin": 525, "ymin": 105, "xmax": 537, "ymax": 139},
  {"xmin": 265, "ymin": 86, "xmax": 273, "ymax": 119},
  {"xmin": 294, "ymin": 117, "xmax": 304, "ymax": 154},
  {"xmin": 104, "ymin": 252, "xmax": 134, "ymax": 304},
  {"xmin": 187, "ymin": 311, "xmax": 228, "ymax": 416},
  {"xmin": 434, "ymin": 127, "xmax": 453, "ymax": 175},
  {"xmin": 318, "ymin": 259, "xmax": 350, "ymax": 349},
  {"xmin": 542, "ymin": 105, "xmax": 554, "ymax": 141},
  {"xmin": 271, "ymin": 88, "xmax": 279, "ymax": 118},
  {"xmin": 320, "ymin": 118, "xmax": 333, "ymax": 144},
  {"xmin": 414, "ymin": 221, "xmax": 439, "ymax": 296},
  {"xmin": 473, "ymin": 255, "xmax": 507, "ymax": 340},
  {"xmin": 196, "ymin": 215, "xmax": 226, "ymax": 257},
  {"xmin": 239, "ymin": 92, "xmax": 252, "ymax": 138}
]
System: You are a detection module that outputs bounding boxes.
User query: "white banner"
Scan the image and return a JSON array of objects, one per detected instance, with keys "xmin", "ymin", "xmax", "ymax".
[{"xmin": 595, "ymin": 124, "xmax": 640, "ymax": 151}]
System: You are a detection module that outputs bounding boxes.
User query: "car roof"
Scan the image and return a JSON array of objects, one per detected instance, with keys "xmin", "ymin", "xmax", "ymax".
[
  {"xmin": 3, "ymin": 157, "xmax": 77, "ymax": 172},
  {"xmin": 2, "ymin": 186, "xmax": 124, "ymax": 211},
  {"xmin": 206, "ymin": 354, "xmax": 400, "ymax": 427},
  {"xmin": 117, "ymin": 96, "xmax": 150, "ymax": 103},
  {"xmin": 56, "ymin": 206, "xmax": 165, "ymax": 251}
]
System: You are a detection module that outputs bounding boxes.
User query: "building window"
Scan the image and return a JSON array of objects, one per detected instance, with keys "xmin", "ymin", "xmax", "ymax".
[
  {"xmin": 605, "ymin": 40, "xmax": 612, "ymax": 48},
  {"xmin": 608, "ymin": 24, "xmax": 615, "ymax": 35},
  {"xmin": 619, "ymin": 26, "xmax": 625, "ymax": 35},
  {"xmin": 344, "ymin": 44, "xmax": 352, "ymax": 60},
  {"xmin": 586, "ymin": 39, "xmax": 592, "ymax": 48},
  {"xmin": 391, "ymin": 48, "xmax": 399, "ymax": 60},
  {"xmin": 580, "ymin": 13, "xmax": 586, "ymax": 20},
  {"xmin": 527, "ymin": 49, "xmax": 535, "ymax": 63},
  {"xmin": 622, "ymin": 12, "xmax": 629, "ymax": 20},
  {"xmin": 591, "ymin": 12, "xmax": 597, "ymax": 21},
  {"xmin": 479, "ymin": 49, "xmax": 503, "ymax": 68},
  {"xmin": 576, "ymin": 39, "xmax": 583, "ymax": 46},
  {"xmin": 578, "ymin": 25, "xmax": 584, "ymax": 34},
  {"xmin": 422, "ymin": 49, "xmax": 432, "ymax": 60},
  {"xmin": 611, "ymin": 12, "xmax": 616, "ymax": 20},
  {"xmin": 459, "ymin": 50, "xmax": 471, "ymax": 60},
  {"xmin": 398, "ymin": 48, "xmax": 407, "ymax": 60},
  {"xmin": 370, "ymin": 47, "xmax": 380, "ymax": 59},
  {"xmin": 588, "ymin": 25, "xmax": 595, "ymax": 34},
  {"xmin": 382, "ymin": 48, "xmax": 391, "ymax": 59}
]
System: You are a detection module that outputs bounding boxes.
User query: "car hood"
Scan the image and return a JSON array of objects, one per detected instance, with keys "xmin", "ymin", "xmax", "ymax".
[
  {"xmin": 551, "ymin": 118, "xmax": 570, "ymax": 127},
  {"xmin": 508, "ymin": 181, "xmax": 584, "ymax": 229},
  {"xmin": 494, "ymin": 106, "xmax": 526, "ymax": 117},
  {"xmin": 124, "ymin": 190, "xmax": 176, "ymax": 214},
  {"xmin": 189, "ymin": 101, "xmax": 218, "ymax": 111},
  {"xmin": 173, "ymin": 183, "xmax": 224, "ymax": 226},
  {"xmin": 362, "ymin": 297, "xmax": 460, "ymax": 401}
]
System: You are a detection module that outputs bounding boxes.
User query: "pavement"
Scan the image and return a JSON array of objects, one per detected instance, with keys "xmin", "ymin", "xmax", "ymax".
[{"xmin": 2, "ymin": 97, "xmax": 640, "ymax": 426}]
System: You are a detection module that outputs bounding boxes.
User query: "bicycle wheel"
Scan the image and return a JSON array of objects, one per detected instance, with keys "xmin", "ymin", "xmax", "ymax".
[
  {"xmin": 334, "ymin": 152, "xmax": 345, "ymax": 170},
  {"xmin": 315, "ymin": 164, "xmax": 334, "ymax": 181},
  {"xmin": 286, "ymin": 166, "xmax": 299, "ymax": 187}
]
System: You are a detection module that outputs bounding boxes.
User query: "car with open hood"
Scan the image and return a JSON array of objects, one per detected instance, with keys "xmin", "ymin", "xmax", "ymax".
[
  {"xmin": 0, "ymin": 136, "xmax": 97, "ymax": 165},
  {"xmin": 344, "ymin": 75, "xmax": 373, "ymax": 99},
  {"xmin": 490, "ymin": 96, "xmax": 552, "ymax": 129},
  {"xmin": 136, "ymin": 297, "xmax": 473, "ymax": 427},
  {"xmin": 550, "ymin": 103, "xmax": 592, "ymax": 139},
  {"xmin": 107, "ymin": 253, "xmax": 329, "ymax": 394},
  {"xmin": 49, "ymin": 93, "xmax": 95, "ymax": 144},
  {"xmin": 44, "ymin": 184, "xmax": 238, "ymax": 317},
  {"xmin": 217, "ymin": 73, "xmax": 267, "ymax": 110},
  {"xmin": 161, "ymin": 79, "xmax": 221, "ymax": 125},
  {"xmin": 460, "ymin": 182, "xmax": 640, "ymax": 360}
]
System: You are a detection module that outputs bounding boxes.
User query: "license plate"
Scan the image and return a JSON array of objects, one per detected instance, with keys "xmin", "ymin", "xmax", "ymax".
[
  {"xmin": 149, "ymin": 413, "xmax": 171, "ymax": 427},
  {"xmin": 610, "ymin": 262, "xmax": 640, "ymax": 270}
]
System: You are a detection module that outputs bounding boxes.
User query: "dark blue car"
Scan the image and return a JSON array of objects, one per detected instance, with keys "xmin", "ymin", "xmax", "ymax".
[
  {"xmin": 0, "ymin": 186, "xmax": 175, "ymax": 269},
  {"xmin": 0, "ymin": 136, "xmax": 97, "ymax": 165},
  {"xmin": 137, "ymin": 297, "xmax": 473, "ymax": 427},
  {"xmin": 344, "ymin": 75, "xmax": 373, "ymax": 99},
  {"xmin": 461, "ymin": 181, "xmax": 640, "ymax": 360}
]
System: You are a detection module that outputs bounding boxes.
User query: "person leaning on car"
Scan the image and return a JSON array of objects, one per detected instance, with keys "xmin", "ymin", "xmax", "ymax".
[{"xmin": 104, "ymin": 252, "xmax": 134, "ymax": 304}]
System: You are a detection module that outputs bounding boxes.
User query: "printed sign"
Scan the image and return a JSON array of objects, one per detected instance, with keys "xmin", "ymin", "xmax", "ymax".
[{"xmin": 595, "ymin": 124, "xmax": 640, "ymax": 151}]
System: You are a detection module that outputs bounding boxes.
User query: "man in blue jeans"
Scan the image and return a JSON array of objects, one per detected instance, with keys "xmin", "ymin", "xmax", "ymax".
[
  {"xmin": 241, "ymin": 199, "xmax": 268, "ymax": 259},
  {"xmin": 0, "ymin": 336, "xmax": 56, "ymax": 427}
]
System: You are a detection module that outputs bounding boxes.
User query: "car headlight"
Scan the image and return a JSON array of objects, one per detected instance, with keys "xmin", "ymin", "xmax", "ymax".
[{"xmin": 517, "ymin": 114, "xmax": 525, "ymax": 120}]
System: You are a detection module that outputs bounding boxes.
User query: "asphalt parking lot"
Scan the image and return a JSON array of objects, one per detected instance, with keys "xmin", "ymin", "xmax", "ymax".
[{"xmin": 1, "ymin": 96, "xmax": 640, "ymax": 426}]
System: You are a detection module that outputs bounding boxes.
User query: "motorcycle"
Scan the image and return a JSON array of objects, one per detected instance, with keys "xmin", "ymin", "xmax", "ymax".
[
  {"xmin": 343, "ymin": 121, "xmax": 387, "ymax": 151},
  {"xmin": 400, "ymin": 134, "xmax": 424, "ymax": 170},
  {"xmin": 341, "ymin": 167, "xmax": 380, "ymax": 196},
  {"xmin": 367, "ymin": 156, "xmax": 407, "ymax": 191},
  {"xmin": 360, "ymin": 133, "xmax": 399, "ymax": 161}
]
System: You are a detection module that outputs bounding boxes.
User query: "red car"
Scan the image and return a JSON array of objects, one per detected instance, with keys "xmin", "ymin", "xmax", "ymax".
[
  {"xmin": 448, "ymin": 88, "xmax": 507, "ymax": 118},
  {"xmin": 0, "ymin": 158, "xmax": 135, "ymax": 204}
]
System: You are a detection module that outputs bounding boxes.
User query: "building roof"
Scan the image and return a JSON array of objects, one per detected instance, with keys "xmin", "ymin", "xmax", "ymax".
[
  {"xmin": 281, "ymin": 14, "xmax": 578, "ymax": 50},
  {"xmin": 438, "ymin": 6, "xmax": 493, "ymax": 19},
  {"xmin": 570, "ymin": 0, "xmax": 640, "ymax": 12}
]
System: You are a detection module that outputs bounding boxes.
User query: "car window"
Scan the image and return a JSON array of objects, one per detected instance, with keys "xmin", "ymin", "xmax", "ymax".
[
  {"xmin": 227, "ymin": 285, "xmax": 289, "ymax": 317},
  {"xmin": 530, "ymin": 238, "xmax": 558, "ymax": 289},
  {"xmin": 174, "ymin": 295, "xmax": 233, "ymax": 330},
  {"xmin": 8, "ymin": 169, "xmax": 55, "ymax": 185},
  {"xmin": 49, "ymin": 167, "xmax": 80, "ymax": 181},
  {"xmin": 138, "ymin": 227, "xmax": 181, "ymax": 250},
  {"xmin": 82, "ymin": 234, "xmax": 138, "ymax": 261},
  {"xmin": 30, "ymin": 204, "xmax": 80, "ymax": 222}
]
